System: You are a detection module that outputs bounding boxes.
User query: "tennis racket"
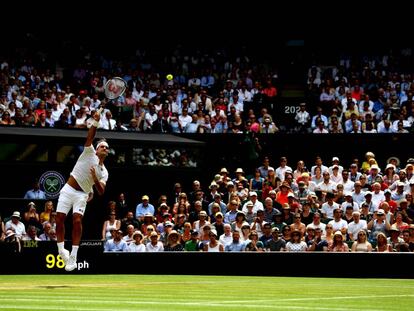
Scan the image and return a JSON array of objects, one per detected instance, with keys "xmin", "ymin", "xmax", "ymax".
[{"xmin": 87, "ymin": 77, "xmax": 127, "ymax": 128}]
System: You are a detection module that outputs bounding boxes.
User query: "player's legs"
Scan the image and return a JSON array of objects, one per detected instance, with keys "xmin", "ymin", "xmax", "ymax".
[
  {"xmin": 65, "ymin": 194, "xmax": 88, "ymax": 272},
  {"xmin": 56, "ymin": 184, "xmax": 74, "ymax": 264}
]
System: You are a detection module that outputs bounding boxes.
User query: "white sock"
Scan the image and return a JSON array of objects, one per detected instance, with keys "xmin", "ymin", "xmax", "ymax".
[
  {"xmin": 71, "ymin": 245, "xmax": 79, "ymax": 258},
  {"xmin": 57, "ymin": 242, "xmax": 65, "ymax": 254}
]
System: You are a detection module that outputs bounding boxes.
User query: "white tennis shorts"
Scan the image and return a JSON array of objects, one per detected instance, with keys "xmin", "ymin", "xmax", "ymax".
[{"xmin": 56, "ymin": 184, "xmax": 89, "ymax": 216}]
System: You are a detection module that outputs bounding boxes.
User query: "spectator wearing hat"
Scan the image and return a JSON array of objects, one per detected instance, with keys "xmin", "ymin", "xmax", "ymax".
[
  {"xmin": 294, "ymin": 181, "xmax": 311, "ymax": 205},
  {"xmin": 361, "ymin": 151, "xmax": 376, "ymax": 174},
  {"xmin": 328, "ymin": 157, "xmax": 344, "ymax": 176},
  {"xmin": 383, "ymin": 164, "xmax": 399, "ymax": 187},
  {"xmin": 135, "ymin": 195, "xmax": 155, "ymax": 221},
  {"xmin": 206, "ymin": 182, "xmax": 221, "ymax": 204},
  {"xmin": 5, "ymin": 211, "xmax": 26, "ymax": 240},
  {"xmin": 128, "ymin": 231, "xmax": 146, "ymax": 252},
  {"xmin": 281, "ymin": 203, "xmax": 294, "ymax": 225},
  {"xmin": 379, "ymin": 202, "xmax": 393, "ymax": 226},
  {"xmin": 232, "ymin": 168, "xmax": 248, "ymax": 189},
  {"xmin": 184, "ymin": 230, "xmax": 202, "ymax": 251},
  {"xmin": 164, "ymin": 230, "xmax": 183, "ymax": 251},
  {"xmin": 203, "ymin": 229, "xmax": 224, "ymax": 252},
  {"xmin": 388, "ymin": 227, "xmax": 404, "ymax": 251},
  {"xmin": 266, "ymin": 227, "xmax": 286, "ymax": 251},
  {"xmin": 286, "ymin": 229, "xmax": 307, "ymax": 252},
  {"xmin": 104, "ymin": 229, "xmax": 128, "ymax": 252},
  {"xmin": 347, "ymin": 211, "xmax": 367, "ymax": 241},
  {"xmin": 391, "ymin": 181, "xmax": 406, "ymax": 203},
  {"xmin": 145, "ymin": 231, "xmax": 164, "ymax": 252},
  {"xmin": 192, "ymin": 209, "xmax": 211, "ymax": 234},
  {"xmin": 374, "ymin": 232, "xmax": 392, "ymax": 252},
  {"xmin": 244, "ymin": 231, "xmax": 265, "ymax": 252},
  {"xmin": 328, "ymin": 231, "xmax": 349, "ymax": 252},
  {"xmin": 275, "ymin": 182, "xmax": 292, "ymax": 206},
  {"xmin": 368, "ymin": 209, "xmax": 391, "ymax": 243},
  {"xmin": 241, "ymin": 191, "xmax": 263, "ymax": 214},
  {"xmin": 299, "ymin": 172, "xmax": 317, "ymax": 193},
  {"xmin": 405, "ymin": 163, "xmax": 414, "ymax": 181}
]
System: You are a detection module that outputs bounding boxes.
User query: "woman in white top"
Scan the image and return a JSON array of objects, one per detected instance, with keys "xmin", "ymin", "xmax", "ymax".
[
  {"xmin": 102, "ymin": 212, "xmax": 121, "ymax": 240},
  {"xmin": 351, "ymin": 229, "xmax": 372, "ymax": 252},
  {"xmin": 286, "ymin": 229, "xmax": 307, "ymax": 252},
  {"xmin": 128, "ymin": 231, "xmax": 146, "ymax": 252},
  {"xmin": 203, "ymin": 229, "xmax": 224, "ymax": 252}
]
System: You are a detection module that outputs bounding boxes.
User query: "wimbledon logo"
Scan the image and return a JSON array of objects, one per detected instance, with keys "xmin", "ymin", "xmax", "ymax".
[{"xmin": 39, "ymin": 171, "xmax": 65, "ymax": 199}]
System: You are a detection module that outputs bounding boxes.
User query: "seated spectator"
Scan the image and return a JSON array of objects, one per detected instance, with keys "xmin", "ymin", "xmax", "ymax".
[
  {"xmin": 23, "ymin": 179, "xmax": 46, "ymax": 200},
  {"xmin": 328, "ymin": 231, "xmax": 349, "ymax": 252},
  {"xmin": 351, "ymin": 229, "xmax": 372, "ymax": 252},
  {"xmin": 104, "ymin": 229, "xmax": 128, "ymax": 252},
  {"xmin": 128, "ymin": 231, "xmax": 146, "ymax": 252},
  {"xmin": 145, "ymin": 231, "xmax": 164, "ymax": 252}
]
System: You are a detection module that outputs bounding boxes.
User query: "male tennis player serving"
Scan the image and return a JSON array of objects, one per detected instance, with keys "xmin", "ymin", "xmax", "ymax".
[{"xmin": 56, "ymin": 109, "xmax": 109, "ymax": 271}]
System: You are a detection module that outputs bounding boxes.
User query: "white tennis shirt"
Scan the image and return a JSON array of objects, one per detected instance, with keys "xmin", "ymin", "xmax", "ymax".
[{"xmin": 70, "ymin": 145, "xmax": 108, "ymax": 193}]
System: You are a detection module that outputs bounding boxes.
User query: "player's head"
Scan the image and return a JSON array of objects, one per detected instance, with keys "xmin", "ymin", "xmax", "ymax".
[{"xmin": 96, "ymin": 139, "xmax": 110, "ymax": 157}]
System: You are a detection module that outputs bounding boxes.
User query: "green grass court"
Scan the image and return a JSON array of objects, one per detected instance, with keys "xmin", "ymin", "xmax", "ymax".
[{"xmin": 0, "ymin": 275, "xmax": 413, "ymax": 310}]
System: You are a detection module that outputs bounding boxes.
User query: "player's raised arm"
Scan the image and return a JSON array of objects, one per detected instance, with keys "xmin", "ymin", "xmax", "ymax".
[{"xmin": 85, "ymin": 109, "xmax": 101, "ymax": 147}]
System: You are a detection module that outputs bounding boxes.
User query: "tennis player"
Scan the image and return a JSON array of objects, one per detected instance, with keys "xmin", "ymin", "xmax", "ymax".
[{"xmin": 56, "ymin": 109, "xmax": 109, "ymax": 271}]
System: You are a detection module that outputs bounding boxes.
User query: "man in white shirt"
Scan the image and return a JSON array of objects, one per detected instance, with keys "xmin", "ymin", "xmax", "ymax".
[
  {"xmin": 56, "ymin": 110, "xmax": 109, "ymax": 271},
  {"xmin": 347, "ymin": 212, "xmax": 367, "ymax": 241}
]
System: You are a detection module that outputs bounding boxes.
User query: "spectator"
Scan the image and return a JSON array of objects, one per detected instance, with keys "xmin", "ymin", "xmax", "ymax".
[
  {"xmin": 128, "ymin": 231, "xmax": 146, "ymax": 252},
  {"xmin": 351, "ymin": 230, "xmax": 372, "ymax": 252},
  {"xmin": 104, "ymin": 229, "xmax": 128, "ymax": 252},
  {"xmin": 23, "ymin": 179, "xmax": 46, "ymax": 200}
]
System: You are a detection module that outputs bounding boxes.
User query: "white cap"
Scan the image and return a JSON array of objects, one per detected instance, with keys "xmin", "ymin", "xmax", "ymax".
[{"xmin": 332, "ymin": 157, "xmax": 339, "ymax": 162}]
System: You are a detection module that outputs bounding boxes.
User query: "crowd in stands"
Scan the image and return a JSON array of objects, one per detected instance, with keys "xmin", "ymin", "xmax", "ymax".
[
  {"xmin": 2, "ymin": 44, "xmax": 413, "ymax": 135},
  {"xmin": 302, "ymin": 51, "xmax": 414, "ymax": 133},
  {"xmin": 98, "ymin": 152, "xmax": 414, "ymax": 252},
  {"xmin": 2, "ymin": 152, "xmax": 414, "ymax": 252}
]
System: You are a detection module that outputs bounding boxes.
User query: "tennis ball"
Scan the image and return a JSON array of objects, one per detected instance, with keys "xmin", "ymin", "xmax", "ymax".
[{"xmin": 166, "ymin": 74, "xmax": 173, "ymax": 81}]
